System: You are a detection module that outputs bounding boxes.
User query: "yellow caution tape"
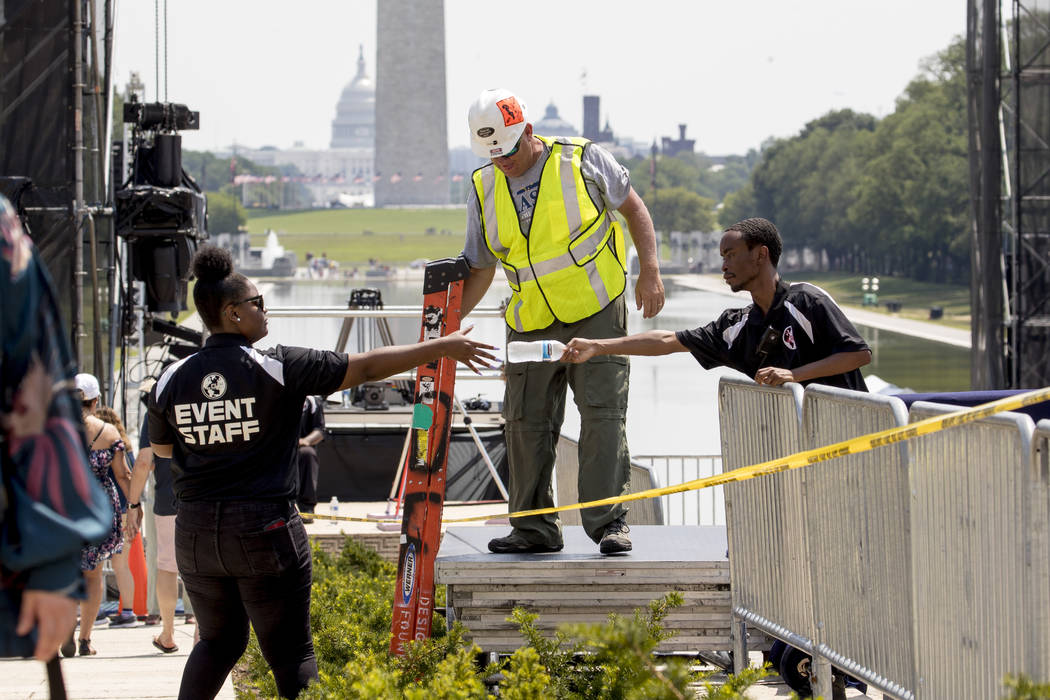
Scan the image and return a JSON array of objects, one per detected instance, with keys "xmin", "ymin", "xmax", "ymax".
[{"xmin": 305, "ymin": 387, "xmax": 1050, "ymax": 526}]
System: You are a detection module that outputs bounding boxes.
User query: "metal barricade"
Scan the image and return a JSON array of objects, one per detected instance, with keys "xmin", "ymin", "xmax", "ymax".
[
  {"xmin": 802, "ymin": 385, "xmax": 913, "ymax": 698},
  {"xmin": 717, "ymin": 377, "xmax": 810, "ymax": 672},
  {"xmin": 908, "ymin": 402, "xmax": 1036, "ymax": 698},
  {"xmin": 720, "ymin": 381, "xmax": 1050, "ymax": 698},
  {"xmin": 553, "ymin": 434, "xmax": 665, "ymax": 526},
  {"xmin": 1031, "ymin": 421, "xmax": 1050, "ymax": 684},
  {"xmin": 632, "ymin": 454, "xmax": 724, "ymax": 526}
]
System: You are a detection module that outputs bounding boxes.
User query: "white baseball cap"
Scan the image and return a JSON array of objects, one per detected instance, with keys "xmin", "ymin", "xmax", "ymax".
[
  {"xmin": 75, "ymin": 373, "xmax": 100, "ymax": 401},
  {"xmin": 468, "ymin": 88, "xmax": 528, "ymax": 159}
]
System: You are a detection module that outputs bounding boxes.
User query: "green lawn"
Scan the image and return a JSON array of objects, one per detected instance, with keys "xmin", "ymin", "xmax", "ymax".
[
  {"xmin": 795, "ymin": 271, "xmax": 971, "ymax": 327},
  {"xmin": 244, "ymin": 208, "xmax": 468, "ymax": 266},
  {"xmin": 245, "ymin": 207, "xmax": 467, "ymax": 235}
]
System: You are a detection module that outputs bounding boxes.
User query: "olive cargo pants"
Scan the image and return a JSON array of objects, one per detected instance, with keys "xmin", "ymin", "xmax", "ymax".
[{"xmin": 502, "ymin": 295, "xmax": 631, "ymax": 545}]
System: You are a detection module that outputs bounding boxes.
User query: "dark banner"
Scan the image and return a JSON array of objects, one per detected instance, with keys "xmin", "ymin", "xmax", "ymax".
[
  {"xmin": 0, "ymin": 0, "xmax": 72, "ymax": 188},
  {"xmin": 1, "ymin": 0, "xmax": 111, "ymax": 369}
]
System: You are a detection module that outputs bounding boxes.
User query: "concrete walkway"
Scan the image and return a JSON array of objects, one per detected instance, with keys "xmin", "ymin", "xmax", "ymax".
[
  {"xmin": 0, "ymin": 616, "xmax": 224, "ymax": 700},
  {"xmin": 671, "ymin": 273, "xmax": 970, "ymax": 348},
  {"xmin": 0, "ymin": 501, "xmax": 504, "ymax": 700}
]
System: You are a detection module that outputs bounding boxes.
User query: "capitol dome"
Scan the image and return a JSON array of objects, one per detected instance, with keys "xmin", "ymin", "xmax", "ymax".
[
  {"xmin": 330, "ymin": 45, "xmax": 375, "ymax": 149},
  {"xmin": 535, "ymin": 101, "xmax": 578, "ymax": 138}
]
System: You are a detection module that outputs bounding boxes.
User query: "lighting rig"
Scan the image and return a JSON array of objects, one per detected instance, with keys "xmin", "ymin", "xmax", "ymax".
[{"xmin": 114, "ymin": 97, "xmax": 208, "ymax": 383}]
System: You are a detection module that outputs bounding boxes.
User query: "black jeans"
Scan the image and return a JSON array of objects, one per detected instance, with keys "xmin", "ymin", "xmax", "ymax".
[{"xmin": 175, "ymin": 500, "xmax": 316, "ymax": 700}]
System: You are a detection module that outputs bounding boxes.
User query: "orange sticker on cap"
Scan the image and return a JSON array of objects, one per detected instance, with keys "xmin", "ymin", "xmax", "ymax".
[{"xmin": 496, "ymin": 97, "xmax": 524, "ymax": 127}]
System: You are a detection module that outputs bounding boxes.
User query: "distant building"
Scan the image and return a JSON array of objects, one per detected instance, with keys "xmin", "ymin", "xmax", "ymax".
[
  {"xmin": 535, "ymin": 101, "xmax": 578, "ymax": 138},
  {"xmin": 220, "ymin": 49, "xmax": 376, "ymax": 208},
  {"xmin": 661, "ymin": 124, "xmax": 695, "ymax": 157},
  {"xmin": 331, "ymin": 45, "xmax": 376, "ymax": 149},
  {"xmin": 582, "ymin": 95, "xmax": 600, "ymax": 141},
  {"xmin": 374, "ymin": 0, "xmax": 450, "ymax": 206},
  {"xmin": 227, "ymin": 143, "xmax": 374, "ymax": 209},
  {"xmin": 582, "ymin": 95, "xmax": 614, "ymax": 143}
]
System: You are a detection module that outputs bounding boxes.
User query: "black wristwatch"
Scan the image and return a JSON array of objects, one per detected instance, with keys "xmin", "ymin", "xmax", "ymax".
[{"xmin": 128, "ymin": 502, "xmax": 142, "ymax": 509}]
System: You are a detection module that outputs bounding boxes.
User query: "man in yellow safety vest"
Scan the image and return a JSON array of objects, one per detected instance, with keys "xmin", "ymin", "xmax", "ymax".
[{"xmin": 460, "ymin": 88, "xmax": 664, "ymax": 555}]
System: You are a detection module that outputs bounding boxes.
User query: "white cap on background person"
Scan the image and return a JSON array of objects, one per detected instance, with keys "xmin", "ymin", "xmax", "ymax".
[
  {"xmin": 75, "ymin": 373, "xmax": 100, "ymax": 401},
  {"xmin": 468, "ymin": 88, "xmax": 528, "ymax": 159}
]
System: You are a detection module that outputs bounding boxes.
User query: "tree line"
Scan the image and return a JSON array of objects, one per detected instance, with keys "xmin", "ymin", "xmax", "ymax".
[{"xmin": 622, "ymin": 38, "xmax": 969, "ymax": 285}]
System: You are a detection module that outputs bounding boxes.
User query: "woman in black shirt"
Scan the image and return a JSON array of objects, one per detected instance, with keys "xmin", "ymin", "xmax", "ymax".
[{"xmin": 142, "ymin": 246, "xmax": 495, "ymax": 699}]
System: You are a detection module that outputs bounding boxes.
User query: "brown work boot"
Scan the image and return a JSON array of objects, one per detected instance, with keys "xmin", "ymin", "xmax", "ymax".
[
  {"xmin": 599, "ymin": 517, "xmax": 632, "ymax": 555},
  {"xmin": 487, "ymin": 531, "xmax": 563, "ymax": 554}
]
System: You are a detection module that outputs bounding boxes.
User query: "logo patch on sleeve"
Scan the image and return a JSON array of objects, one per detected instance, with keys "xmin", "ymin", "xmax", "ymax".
[{"xmin": 782, "ymin": 326, "xmax": 797, "ymax": 351}]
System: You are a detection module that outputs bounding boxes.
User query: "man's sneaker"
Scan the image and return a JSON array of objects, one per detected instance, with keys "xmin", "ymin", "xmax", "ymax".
[
  {"xmin": 108, "ymin": 612, "xmax": 139, "ymax": 628},
  {"xmin": 488, "ymin": 531, "xmax": 563, "ymax": 554},
  {"xmin": 599, "ymin": 517, "xmax": 632, "ymax": 554}
]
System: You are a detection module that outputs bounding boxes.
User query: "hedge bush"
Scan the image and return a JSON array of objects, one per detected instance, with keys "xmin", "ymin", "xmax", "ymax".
[{"xmin": 234, "ymin": 537, "xmax": 770, "ymax": 699}]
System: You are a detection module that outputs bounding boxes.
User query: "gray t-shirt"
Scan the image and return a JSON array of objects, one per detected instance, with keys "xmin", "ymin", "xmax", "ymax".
[{"xmin": 463, "ymin": 139, "xmax": 631, "ymax": 268}]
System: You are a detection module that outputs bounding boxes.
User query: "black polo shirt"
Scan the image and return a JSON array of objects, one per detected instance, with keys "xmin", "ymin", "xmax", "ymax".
[
  {"xmin": 299, "ymin": 395, "xmax": 324, "ymax": 439},
  {"xmin": 675, "ymin": 280, "xmax": 869, "ymax": 392},
  {"xmin": 147, "ymin": 333, "xmax": 348, "ymax": 502}
]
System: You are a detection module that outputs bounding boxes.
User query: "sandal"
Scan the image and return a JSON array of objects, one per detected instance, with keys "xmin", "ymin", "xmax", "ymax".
[
  {"xmin": 152, "ymin": 637, "xmax": 179, "ymax": 654},
  {"xmin": 78, "ymin": 638, "xmax": 96, "ymax": 656}
]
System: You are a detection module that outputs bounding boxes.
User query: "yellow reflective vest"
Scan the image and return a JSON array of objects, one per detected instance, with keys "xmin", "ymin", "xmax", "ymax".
[{"xmin": 472, "ymin": 135, "xmax": 627, "ymax": 332}]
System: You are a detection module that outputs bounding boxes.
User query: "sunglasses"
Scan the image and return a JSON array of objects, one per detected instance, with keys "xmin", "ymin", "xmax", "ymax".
[
  {"xmin": 498, "ymin": 135, "xmax": 523, "ymax": 159},
  {"xmin": 231, "ymin": 294, "xmax": 265, "ymax": 311}
]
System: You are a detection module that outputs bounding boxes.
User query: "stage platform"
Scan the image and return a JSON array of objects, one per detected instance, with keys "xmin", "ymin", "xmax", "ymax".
[{"xmin": 436, "ymin": 525, "xmax": 760, "ymax": 654}]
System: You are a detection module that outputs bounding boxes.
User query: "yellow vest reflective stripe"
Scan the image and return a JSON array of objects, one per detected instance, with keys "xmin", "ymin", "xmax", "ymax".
[{"xmin": 473, "ymin": 136, "xmax": 627, "ymax": 332}]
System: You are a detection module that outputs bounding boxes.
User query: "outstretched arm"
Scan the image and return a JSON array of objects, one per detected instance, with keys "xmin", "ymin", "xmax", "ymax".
[
  {"xmin": 754, "ymin": 350, "xmax": 872, "ymax": 387},
  {"xmin": 561, "ymin": 330, "xmax": 687, "ymax": 363},
  {"xmin": 339, "ymin": 325, "xmax": 499, "ymax": 389}
]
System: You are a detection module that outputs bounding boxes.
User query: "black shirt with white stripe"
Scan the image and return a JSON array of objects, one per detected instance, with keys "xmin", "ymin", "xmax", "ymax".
[
  {"xmin": 147, "ymin": 333, "xmax": 348, "ymax": 502},
  {"xmin": 675, "ymin": 279, "xmax": 869, "ymax": 392}
]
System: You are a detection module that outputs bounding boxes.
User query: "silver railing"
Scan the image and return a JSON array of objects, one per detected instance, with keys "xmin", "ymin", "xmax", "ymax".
[
  {"xmin": 720, "ymin": 376, "xmax": 1050, "ymax": 699},
  {"xmin": 631, "ymin": 454, "xmax": 725, "ymax": 526}
]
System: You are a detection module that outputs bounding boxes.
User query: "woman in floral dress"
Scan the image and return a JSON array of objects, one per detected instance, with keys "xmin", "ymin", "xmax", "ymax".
[{"xmin": 70, "ymin": 373, "xmax": 131, "ymax": 657}]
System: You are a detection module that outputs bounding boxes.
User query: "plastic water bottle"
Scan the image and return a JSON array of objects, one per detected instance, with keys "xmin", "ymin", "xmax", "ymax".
[
  {"xmin": 329, "ymin": 495, "xmax": 339, "ymax": 514},
  {"xmin": 506, "ymin": 340, "xmax": 567, "ymax": 363}
]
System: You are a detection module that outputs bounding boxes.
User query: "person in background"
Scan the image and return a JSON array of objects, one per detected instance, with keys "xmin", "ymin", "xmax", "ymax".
[
  {"xmin": 0, "ymin": 194, "xmax": 110, "ymax": 663},
  {"xmin": 126, "ymin": 412, "xmax": 190, "ymax": 654},
  {"xmin": 295, "ymin": 396, "xmax": 324, "ymax": 523},
  {"xmin": 146, "ymin": 245, "xmax": 496, "ymax": 699},
  {"xmin": 562, "ymin": 218, "xmax": 871, "ymax": 391},
  {"xmin": 74, "ymin": 373, "xmax": 132, "ymax": 656},
  {"xmin": 94, "ymin": 405, "xmax": 149, "ymax": 628},
  {"xmin": 459, "ymin": 88, "xmax": 665, "ymax": 556}
]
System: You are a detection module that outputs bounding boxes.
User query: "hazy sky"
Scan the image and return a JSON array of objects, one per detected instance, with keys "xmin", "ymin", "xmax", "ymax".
[{"xmin": 112, "ymin": 1, "xmax": 965, "ymax": 156}]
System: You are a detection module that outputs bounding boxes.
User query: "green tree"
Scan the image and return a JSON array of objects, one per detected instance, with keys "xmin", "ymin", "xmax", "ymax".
[
  {"xmin": 646, "ymin": 187, "xmax": 717, "ymax": 236},
  {"xmin": 848, "ymin": 38, "xmax": 968, "ymax": 282},
  {"xmin": 719, "ymin": 182, "xmax": 757, "ymax": 229},
  {"xmin": 205, "ymin": 190, "xmax": 246, "ymax": 234}
]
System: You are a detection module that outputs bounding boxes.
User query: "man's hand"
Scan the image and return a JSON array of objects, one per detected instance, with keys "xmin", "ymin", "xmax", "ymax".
[
  {"xmin": 125, "ymin": 507, "xmax": 143, "ymax": 539},
  {"xmin": 561, "ymin": 338, "xmax": 602, "ymax": 364},
  {"xmin": 441, "ymin": 325, "xmax": 500, "ymax": 374},
  {"xmin": 754, "ymin": 366, "xmax": 794, "ymax": 387},
  {"xmin": 17, "ymin": 590, "xmax": 76, "ymax": 661},
  {"xmin": 634, "ymin": 267, "xmax": 665, "ymax": 319}
]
